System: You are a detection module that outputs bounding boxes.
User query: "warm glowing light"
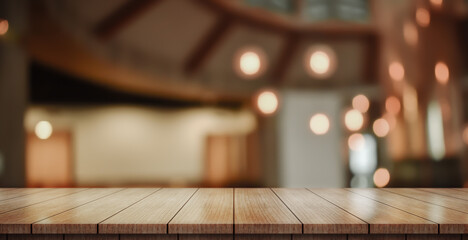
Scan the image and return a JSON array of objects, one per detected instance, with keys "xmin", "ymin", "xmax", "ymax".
[
  {"xmin": 35, "ymin": 121, "xmax": 53, "ymax": 140},
  {"xmin": 463, "ymin": 126, "xmax": 468, "ymax": 146},
  {"xmin": 403, "ymin": 22, "xmax": 418, "ymax": 46},
  {"xmin": 309, "ymin": 113, "xmax": 330, "ymax": 135},
  {"xmin": 240, "ymin": 51, "xmax": 261, "ymax": 75},
  {"xmin": 0, "ymin": 19, "xmax": 8, "ymax": 35},
  {"xmin": 388, "ymin": 62, "xmax": 404, "ymax": 81},
  {"xmin": 416, "ymin": 8, "xmax": 430, "ymax": 27},
  {"xmin": 344, "ymin": 109, "xmax": 364, "ymax": 131},
  {"xmin": 383, "ymin": 113, "xmax": 397, "ymax": 130},
  {"xmin": 435, "ymin": 61, "xmax": 449, "ymax": 84},
  {"xmin": 348, "ymin": 133, "xmax": 365, "ymax": 151},
  {"xmin": 305, "ymin": 45, "xmax": 336, "ymax": 78},
  {"xmin": 430, "ymin": 0, "xmax": 443, "ymax": 8},
  {"xmin": 352, "ymin": 94, "xmax": 370, "ymax": 113},
  {"xmin": 373, "ymin": 168, "xmax": 390, "ymax": 188},
  {"xmin": 234, "ymin": 47, "xmax": 266, "ymax": 79},
  {"xmin": 256, "ymin": 90, "xmax": 278, "ymax": 115},
  {"xmin": 385, "ymin": 96, "xmax": 401, "ymax": 115},
  {"xmin": 373, "ymin": 118, "xmax": 390, "ymax": 137},
  {"xmin": 403, "ymin": 84, "xmax": 418, "ymax": 122}
]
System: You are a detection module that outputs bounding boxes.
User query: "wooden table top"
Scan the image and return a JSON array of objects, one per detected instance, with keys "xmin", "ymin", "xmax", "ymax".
[{"xmin": 0, "ymin": 188, "xmax": 467, "ymax": 235}]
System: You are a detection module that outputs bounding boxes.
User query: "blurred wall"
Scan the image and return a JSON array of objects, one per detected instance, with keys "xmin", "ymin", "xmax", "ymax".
[
  {"xmin": 25, "ymin": 105, "xmax": 256, "ymax": 186},
  {"xmin": 278, "ymin": 90, "xmax": 345, "ymax": 187}
]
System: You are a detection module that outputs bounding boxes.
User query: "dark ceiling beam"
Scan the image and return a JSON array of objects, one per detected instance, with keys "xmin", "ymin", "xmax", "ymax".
[
  {"xmin": 94, "ymin": 0, "xmax": 163, "ymax": 41},
  {"xmin": 271, "ymin": 33, "xmax": 300, "ymax": 84},
  {"xmin": 184, "ymin": 16, "xmax": 234, "ymax": 76}
]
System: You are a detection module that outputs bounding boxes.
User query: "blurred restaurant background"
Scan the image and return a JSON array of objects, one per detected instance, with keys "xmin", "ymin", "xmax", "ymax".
[{"xmin": 1, "ymin": 0, "xmax": 468, "ymax": 188}]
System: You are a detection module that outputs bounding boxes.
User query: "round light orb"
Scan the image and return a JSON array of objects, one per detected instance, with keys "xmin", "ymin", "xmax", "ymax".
[
  {"xmin": 373, "ymin": 168, "xmax": 391, "ymax": 188},
  {"xmin": 388, "ymin": 61, "xmax": 405, "ymax": 81},
  {"xmin": 256, "ymin": 90, "xmax": 278, "ymax": 115},
  {"xmin": 344, "ymin": 109, "xmax": 364, "ymax": 131},
  {"xmin": 435, "ymin": 61, "xmax": 449, "ymax": 85},
  {"xmin": 309, "ymin": 113, "xmax": 330, "ymax": 135},
  {"xmin": 430, "ymin": 0, "xmax": 443, "ymax": 8},
  {"xmin": 403, "ymin": 21, "xmax": 418, "ymax": 46},
  {"xmin": 373, "ymin": 118, "xmax": 390, "ymax": 137},
  {"xmin": 352, "ymin": 94, "xmax": 370, "ymax": 113},
  {"xmin": 385, "ymin": 96, "xmax": 401, "ymax": 115},
  {"xmin": 234, "ymin": 47, "xmax": 267, "ymax": 79},
  {"xmin": 0, "ymin": 19, "xmax": 8, "ymax": 35},
  {"xmin": 35, "ymin": 121, "xmax": 53, "ymax": 140},
  {"xmin": 416, "ymin": 8, "xmax": 430, "ymax": 27},
  {"xmin": 304, "ymin": 45, "xmax": 337, "ymax": 79},
  {"xmin": 348, "ymin": 133, "xmax": 365, "ymax": 151}
]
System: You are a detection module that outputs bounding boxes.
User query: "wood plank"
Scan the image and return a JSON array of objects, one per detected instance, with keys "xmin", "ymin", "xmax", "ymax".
[
  {"xmin": 421, "ymin": 188, "xmax": 468, "ymax": 201},
  {"xmin": 384, "ymin": 188, "xmax": 468, "ymax": 214},
  {"xmin": 310, "ymin": 188, "xmax": 437, "ymax": 234},
  {"xmin": 120, "ymin": 234, "xmax": 177, "ymax": 240},
  {"xmin": 8, "ymin": 235, "xmax": 63, "ymax": 240},
  {"xmin": 168, "ymin": 188, "xmax": 233, "ymax": 234},
  {"xmin": 348, "ymin": 188, "xmax": 468, "ymax": 234},
  {"xmin": 406, "ymin": 235, "xmax": 462, "ymax": 240},
  {"xmin": 293, "ymin": 234, "xmax": 346, "ymax": 240},
  {"xmin": 33, "ymin": 188, "xmax": 158, "ymax": 234},
  {"xmin": 234, "ymin": 188, "xmax": 301, "ymax": 234},
  {"xmin": 236, "ymin": 235, "xmax": 291, "ymax": 240},
  {"xmin": 348, "ymin": 235, "xmax": 405, "ymax": 240},
  {"xmin": 0, "ymin": 188, "xmax": 87, "ymax": 214},
  {"xmin": 100, "ymin": 188, "xmax": 197, "ymax": 234},
  {"xmin": 0, "ymin": 188, "xmax": 122, "ymax": 234},
  {"xmin": 273, "ymin": 188, "xmax": 367, "ymax": 234},
  {"xmin": 0, "ymin": 188, "xmax": 47, "ymax": 201},
  {"xmin": 64, "ymin": 235, "xmax": 118, "ymax": 240},
  {"xmin": 179, "ymin": 235, "xmax": 232, "ymax": 240}
]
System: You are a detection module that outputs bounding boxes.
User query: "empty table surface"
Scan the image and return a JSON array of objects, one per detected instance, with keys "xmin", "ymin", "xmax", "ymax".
[{"xmin": 0, "ymin": 188, "xmax": 467, "ymax": 236}]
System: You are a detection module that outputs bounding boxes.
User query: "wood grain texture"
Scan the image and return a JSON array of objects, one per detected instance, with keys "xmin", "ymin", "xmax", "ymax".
[
  {"xmin": 33, "ymin": 188, "xmax": 158, "ymax": 234},
  {"xmin": 234, "ymin": 188, "xmax": 301, "ymax": 234},
  {"xmin": 64, "ymin": 235, "xmax": 118, "ymax": 240},
  {"xmin": 348, "ymin": 235, "xmax": 405, "ymax": 240},
  {"xmin": 0, "ymin": 188, "xmax": 46, "ymax": 201},
  {"xmin": 169, "ymin": 188, "xmax": 233, "ymax": 234},
  {"xmin": 8, "ymin": 235, "xmax": 63, "ymax": 240},
  {"xmin": 235, "ymin": 235, "xmax": 291, "ymax": 240},
  {"xmin": 0, "ymin": 188, "xmax": 87, "ymax": 214},
  {"xmin": 310, "ymin": 189, "xmax": 437, "ymax": 234},
  {"xmin": 384, "ymin": 189, "xmax": 468, "ymax": 214},
  {"xmin": 178, "ymin": 234, "xmax": 233, "ymax": 240},
  {"xmin": 293, "ymin": 234, "xmax": 346, "ymax": 240},
  {"xmin": 348, "ymin": 188, "xmax": 468, "ymax": 234},
  {"xmin": 421, "ymin": 189, "xmax": 468, "ymax": 201},
  {"xmin": 100, "ymin": 188, "xmax": 196, "ymax": 234},
  {"xmin": 273, "ymin": 188, "xmax": 368, "ymax": 234},
  {"xmin": 0, "ymin": 188, "xmax": 121, "ymax": 234},
  {"xmin": 406, "ymin": 235, "xmax": 462, "ymax": 240},
  {"xmin": 120, "ymin": 234, "xmax": 177, "ymax": 240}
]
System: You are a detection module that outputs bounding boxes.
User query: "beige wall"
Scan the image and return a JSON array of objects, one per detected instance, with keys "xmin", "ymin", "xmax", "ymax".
[{"xmin": 25, "ymin": 105, "xmax": 256, "ymax": 186}]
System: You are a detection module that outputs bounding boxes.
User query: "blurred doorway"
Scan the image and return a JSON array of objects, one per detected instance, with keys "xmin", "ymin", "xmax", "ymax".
[{"xmin": 26, "ymin": 131, "xmax": 73, "ymax": 187}]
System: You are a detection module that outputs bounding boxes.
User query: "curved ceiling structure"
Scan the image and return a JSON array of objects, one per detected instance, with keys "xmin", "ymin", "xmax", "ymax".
[{"xmin": 25, "ymin": 0, "xmax": 378, "ymax": 103}]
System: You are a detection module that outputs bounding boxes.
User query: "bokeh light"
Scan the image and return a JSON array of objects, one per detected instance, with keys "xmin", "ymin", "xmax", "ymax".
[
  {"xmin": 403, "ymin": 21, "xmax": 418, "ymax": 46},
  {"xmin": 305, "ymin": 45, "xmax": 336, "ymax": 78},
  {"xmin": 388, "ymin": 61, "xmax": 404, "ymax": 81},
  {"xmin": 386, "ymin": 96, "xmax": 401, "ymax": 115},
  {"xmin": 234, "ymin": 47, "xmax": 267, "ymax": 79},
  {"xmin": 256, "ymin": 90, "xmax": 278, "ymax": 115},
  {"xmin": 0, "ymin": 19, "xmax": 8, "ymax": 36},
  {"xmin": 35, "ymin": 121, "xmax": 53, "ymax": 140},
  {"xmin": 309, "ymin": 113, "xmax": 330, "ymax": 135},
  {"xmin": 373, "ymin": 168, "xmax": 390, "ymax": 188},
  {"xmin": 373, "ymin": 118, "xmax": 390, "ymax": 137},
  {"xmin": 348, "ymin": 133, "xmax": 365, "ymax": 151},
  {"xmin": 435, "ymin": 61, "xmax": 449, "ymax": 85},
  {"xmin": 416, "ymin": 8, "xmax": 430, "ymax": 27},
  {"xmin": 344, "ymin": 109, "xmax": 364, "ymax": 131},
  {"xmin": 352, "ymin": 94, "xmax": 370, "ymax": 113},
  {"xmin": 430, "ymin": 0, "xmax": 443, "ymax": 8},
  {"xmin": 240, "ymin": 51, "xmax": 261, "ymax": 76}
]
